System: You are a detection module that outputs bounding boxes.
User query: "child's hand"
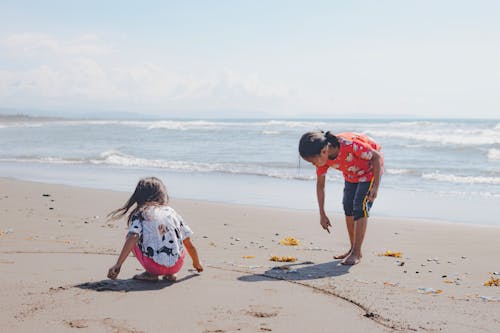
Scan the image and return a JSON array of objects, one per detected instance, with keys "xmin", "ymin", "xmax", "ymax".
[
  {"xmin": 368, "ymin": 186, "xmax": 378, "ymax": 202},
  {"xmin": 193, "ymin": 262, "xmax": 204, "ymax": 273},
  {"xmin": 320, "ymin": 215, "xmax": 332, "ymax": 234},
  {"xmin": 107, "ymin": 264, "xmax": 121, "ymax": 279}
]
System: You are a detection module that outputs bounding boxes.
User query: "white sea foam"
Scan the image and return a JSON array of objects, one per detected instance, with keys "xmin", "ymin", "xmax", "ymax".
[
  {"xmin": 0, "ymin": 150, "xmax": 323, "ymax": 182},
  {"xmin": 386, "ymin": 168, "xmax": 415, "ymax": 175},
  {"xmin": 0, "ymin": 122, "xmax": 45, "ymax": 128},
  {"xmin": 265, "ymin": 120, "xmax": 330, "ymax": 128},
  {"xmin": 0, "ymin": 119, "xmax": 227, "ymax": 130},
  {"xmin": 367, "ymin": 128, "xmax": 500, "ymax": 146},
  {"xmin": 422, "ymin": 172, "xmax": 500, "ymax": 185},
  {"xmin": 0, "ymin": 156, "xmax": 84, "ymax": 164},
  {"xmin": 3, "ymin": 119, "xmax": 496, "ymax": 142},
  {"xmin": 487, "ymin": 148, "xmax": 500, "ymax": 162},
  {"xmin": 146, "ymin": 120, "xmax": 234, "ymax": 131},
  {"xmin": 87, "ymin": 151, "xmax": 320, "ymax": 180},
  {"xmin": 93, "ymin": 150, "xmax": 219, "ymax": 170}
]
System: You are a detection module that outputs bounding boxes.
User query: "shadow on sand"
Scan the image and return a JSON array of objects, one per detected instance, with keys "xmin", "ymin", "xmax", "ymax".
[
  {"xmin": 75, "ymin": 273, "xmax": 199, "ymax": 292},
  {"xmin": 238, "ymin": 260, "xmax": 350, "ymax": 282}
]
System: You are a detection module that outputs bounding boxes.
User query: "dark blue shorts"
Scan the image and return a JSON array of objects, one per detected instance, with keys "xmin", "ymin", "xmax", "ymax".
[{"xmin": 343, "ymin": 180, "xmax": 374, "ymax": 221}]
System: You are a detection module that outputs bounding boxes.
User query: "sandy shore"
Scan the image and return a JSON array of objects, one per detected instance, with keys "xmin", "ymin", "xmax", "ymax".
[{"xmin": 0, "ymin": 178, "xmax": 499, "ymax": 332}]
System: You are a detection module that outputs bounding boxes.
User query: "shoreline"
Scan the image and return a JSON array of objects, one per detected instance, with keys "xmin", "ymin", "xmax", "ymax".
[
  {"xmin": 4, "ymin": 174, "xmax": 499, "ymax": 229},
  {"xmin": 1, "ymin": 163, "xmax": 498, "ymax": 227},
  {"xmin": 1, "ymin": 178, "xmax": 499, "ymax": 332}
]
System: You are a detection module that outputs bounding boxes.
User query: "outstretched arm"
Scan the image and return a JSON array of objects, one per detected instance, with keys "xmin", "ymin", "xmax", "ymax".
[
  {"xmin": 316, "ymin": 174, "xmax": 332, "ymax": 233},
  {"xmin": 107, "ymin": 233, "xmax": 138, "ymax": 279},
  {"xmin": 183, "ymin": 237, "xmax": 203, "ymax": 272}
]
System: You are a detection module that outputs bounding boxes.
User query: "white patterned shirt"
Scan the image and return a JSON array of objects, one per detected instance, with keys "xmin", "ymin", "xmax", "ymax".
[{"xmin": 128, "ymin": 205, "xmax": 193, "ymax": 267}]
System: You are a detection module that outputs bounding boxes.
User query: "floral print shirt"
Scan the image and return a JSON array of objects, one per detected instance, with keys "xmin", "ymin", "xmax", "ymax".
[
  {"xmin": 128, "ymin": 205, "xmax": 193, "ymax": 267},
  {"xmin": 316, "ymin": 132, "xmax": 383, "ymax": 183}
]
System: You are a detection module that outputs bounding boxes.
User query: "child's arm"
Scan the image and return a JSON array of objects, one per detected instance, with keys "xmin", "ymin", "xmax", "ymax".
[
  {"xmin": 316, "ymin": 174, "xmax": 331, "ymax": 233},
  {"xmin": 183, "ymin": 237, "xmax": 203, "ymax": 272},
  {"xmin": 107, "ymin": 233, "xmax": 139, "ymax": 279},
  {"xmin": 368, "ymin": 150, "xmax": 383, "ymax": 202}
]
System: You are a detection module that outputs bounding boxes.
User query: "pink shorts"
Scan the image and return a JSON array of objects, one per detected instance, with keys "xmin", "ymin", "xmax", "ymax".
[{"xmin": 132, "ymin": 245, "xmax": 185, "ymax": 276}]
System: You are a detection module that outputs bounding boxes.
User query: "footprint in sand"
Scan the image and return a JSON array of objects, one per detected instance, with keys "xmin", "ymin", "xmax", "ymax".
[
  {"xmin": 245, "ymin": 305, "xmax": 281, "ymax": 318},
  {"xmin": 65, "ymin": 318, "xmax": 143, "ymax": 332}
]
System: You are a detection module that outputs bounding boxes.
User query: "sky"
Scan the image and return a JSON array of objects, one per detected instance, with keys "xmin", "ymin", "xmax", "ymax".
[{"xmin": 0, "ymin": 1, "xmax": 499, "ymax": 119}]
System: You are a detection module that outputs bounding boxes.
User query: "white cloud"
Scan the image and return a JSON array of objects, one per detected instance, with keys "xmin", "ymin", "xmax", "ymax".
[
  {"xmin": 2, "ymin": 33, "xmax": 113, "ymax": 57},
  {"xmin": 0, "ymin": 33, "xmax": 297, "ymax": 114}
]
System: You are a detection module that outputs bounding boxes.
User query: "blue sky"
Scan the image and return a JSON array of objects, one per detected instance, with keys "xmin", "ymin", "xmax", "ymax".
[{"xmin": 0, "ymin": 1, "xmax": 499, "ymax": 118}]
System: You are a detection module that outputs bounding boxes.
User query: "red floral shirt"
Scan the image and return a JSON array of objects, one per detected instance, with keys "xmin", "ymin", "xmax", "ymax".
[{"xmin": 316, "ymin": 132, "xmax": 383, "ymax": 183}]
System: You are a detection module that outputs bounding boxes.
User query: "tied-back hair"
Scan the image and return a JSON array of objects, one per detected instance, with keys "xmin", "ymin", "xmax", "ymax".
[
  {"xmin": 298, "ymin": 131, "xmax": 339, "ymax": 158},
  {"xmin": 108, "ymin": 177, "xmax": 168, "ymax": 225}
]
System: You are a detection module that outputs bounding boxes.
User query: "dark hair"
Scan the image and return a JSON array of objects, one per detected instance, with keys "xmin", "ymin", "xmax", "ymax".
[
  {"xmin": 108, "ymin": 177, "xmax": 168, "ymax": 225},
  {"xmin": 298, "ymin": 131, "xmax": 339, "ymax": 158}
]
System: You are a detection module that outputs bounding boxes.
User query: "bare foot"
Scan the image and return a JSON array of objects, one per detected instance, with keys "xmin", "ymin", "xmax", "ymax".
[
  {"xmin": 334, "ymin": 251, "xmax": 362, "ymax": 260},
  {"xmin": 133, "ymin": 272, "xmax": 159, "ymax": 281},
  {"xmin": 340, "ymin": 253, "xmax": 361, "ymax": 265},
  {"xmin": 333, "ymin": 250, "xmax": 351, "ymax": 260},
  {"xmin": 162, "ymin": 274, "xmax": 177, "ymax": 282}
]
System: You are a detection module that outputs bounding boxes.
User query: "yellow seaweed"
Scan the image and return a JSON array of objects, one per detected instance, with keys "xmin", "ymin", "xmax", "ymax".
[
  {"xmin": 380, "ymin": 250, "xmax": 402, "ymax": 258},
  {"xmin": 483, "ymin": 276, "xmax": 500, "ymax": 287},
  {"xmin": 270, "ymin": 256, "xmax": 297, "ymax": 262},
  {"xmin": 279, "ymin": 237, "xmax": 300, "ymax": 246}
]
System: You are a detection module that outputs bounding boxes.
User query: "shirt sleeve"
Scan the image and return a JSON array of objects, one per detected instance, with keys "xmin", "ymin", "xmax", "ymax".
[
  {"xmin": 127, "ymin": 214, "xmax": 143, "ymax": 235},
  {"xmin": 316, "ymin": 165, "xmax": 329, "ymax": 177},
  {"xmin": 178, "ymin": 216, "xmax": 193, "ymax": 240}
]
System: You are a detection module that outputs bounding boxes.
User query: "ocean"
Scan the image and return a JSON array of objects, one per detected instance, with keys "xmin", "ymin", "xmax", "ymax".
[{"xmin": 1, "ymin": 117, "xmax": 498, "ymax": 225}]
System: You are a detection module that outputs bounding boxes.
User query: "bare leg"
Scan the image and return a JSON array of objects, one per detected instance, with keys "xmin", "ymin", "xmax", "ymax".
[
  {"xmin": 334, "ymin": 216, "xmax": 355, "ymax": 259},
  {"xmin": 341, "ymin": 217, "xmax": 367, "ymax": 265}
]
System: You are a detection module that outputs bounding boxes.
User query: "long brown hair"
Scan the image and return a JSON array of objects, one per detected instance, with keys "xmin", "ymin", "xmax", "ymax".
[{"xmin": 108, "ymin": 177, "xmax": 168, "ymax": 225}]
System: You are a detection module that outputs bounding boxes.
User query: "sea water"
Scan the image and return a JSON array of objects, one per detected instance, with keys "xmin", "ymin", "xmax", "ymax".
[{"xmin": 0, "ymin": 118, "xmax": 498, "ymax": 225}]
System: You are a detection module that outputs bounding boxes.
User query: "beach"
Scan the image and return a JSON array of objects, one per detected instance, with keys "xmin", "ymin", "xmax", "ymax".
[
  {"xmin": 2, "ymin": 0, "xmax": 500, "ymax": 331},
  {"xmin": 1, "ymin": 177, "xmax": 499, "ymax": 332}
]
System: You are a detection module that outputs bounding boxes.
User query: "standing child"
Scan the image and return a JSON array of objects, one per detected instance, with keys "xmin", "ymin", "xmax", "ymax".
[
  {"xmin": 298, "ymin": 131, "xmax": 383, "ymax": 265},
  {"xmin": 107, "ymin": 177, "xmax": 203, "ymax": 281}
]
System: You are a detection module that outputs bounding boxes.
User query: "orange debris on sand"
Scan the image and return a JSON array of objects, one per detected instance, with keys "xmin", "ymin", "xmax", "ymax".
[
  {"xmin": 270, "ymin": 256, "xmax": 297, "ymax": 262},
  {"xmin": 242, "ymin": 255, "xmax": 255, "ymax": 259},
  {"xmin": 279, "ymin": 237, "xmax": 300, "ymax": 246},
  {"xmin": 380, "ymin": 250, "xmax": 402, "ymax": 258},
  {"xmin": 483, "ymin": 276, "xmax": 500, "ymax": 287},
  {"xmin": 428, "ymin": 289, "xmax": 443, "ymax": 295}
]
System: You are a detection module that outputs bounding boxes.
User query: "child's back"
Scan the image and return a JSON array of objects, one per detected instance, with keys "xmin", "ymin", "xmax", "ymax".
[
  {"xmin": 107, "ymin": 177, "xmax": 203, "ymax": 281},
  {"xmin": 129, "ymin": 205, "xmax": 192, "ymax": 267}
]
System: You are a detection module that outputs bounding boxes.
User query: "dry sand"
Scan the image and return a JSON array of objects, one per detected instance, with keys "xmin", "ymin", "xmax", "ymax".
[{"xmin": 0, "ymin": 177, "xmax": 499, "ymax": 332}]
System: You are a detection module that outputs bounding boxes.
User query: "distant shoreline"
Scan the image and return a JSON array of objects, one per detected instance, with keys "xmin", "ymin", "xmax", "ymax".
[
  {"xmin": 0, "ymin": 111, "xmax": 499, "ymax": 122},
  {"xmin": 0, "ymin": 114, "xmax": 63, "ymax": 122}
]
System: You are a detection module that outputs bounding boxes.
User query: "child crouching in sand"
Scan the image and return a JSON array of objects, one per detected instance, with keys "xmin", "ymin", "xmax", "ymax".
[{"xmin": 107, "ymin": 177, "xmax": 203, "ymax": 281}]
